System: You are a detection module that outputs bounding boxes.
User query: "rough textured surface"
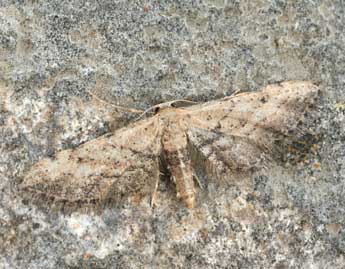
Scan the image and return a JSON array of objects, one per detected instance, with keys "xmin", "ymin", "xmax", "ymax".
[{"xmin": 0, "ymin": 1, "xmax": 344, "ymax": 268}]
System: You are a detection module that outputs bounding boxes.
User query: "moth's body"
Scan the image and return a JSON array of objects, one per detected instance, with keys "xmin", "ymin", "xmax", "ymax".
[
  {"xmin": 20, "ymin": 81, "xmax": 320, "ymax": 211},
  {"xmin": 159, "ymin": 109, "xmax": 197, "ymax": 208}
]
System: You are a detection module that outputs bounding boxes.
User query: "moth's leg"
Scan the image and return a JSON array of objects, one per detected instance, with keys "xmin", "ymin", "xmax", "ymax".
[
  {"xmin": 192, "ymin": 172, "xmax": 203, "ymax": 189},
  {"xmin": 150, "ymin": 169, "xmax": 161, "ymax": 208}
]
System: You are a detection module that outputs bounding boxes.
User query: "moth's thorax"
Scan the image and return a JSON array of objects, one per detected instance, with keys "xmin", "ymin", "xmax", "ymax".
[{"xmin": 160, "ymin": 110, "xmax": 191, "ymax": 151}]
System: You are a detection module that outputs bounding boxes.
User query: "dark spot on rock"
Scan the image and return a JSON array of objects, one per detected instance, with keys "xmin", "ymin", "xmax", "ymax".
[
  {"xmin": 213, "ymin": 221, "xmax": 226, "ymax": 236},
  {"xmin": 186, "ymin": 254, "xmax": 193, "ymax": 260},
  {"xmin": 246, "ymin": 193, "xmax": 255, "ymax": 202},
  {"xmin": 33, "ymin": 222, "xmax": 40, "ymax": 229},
  {"xmin": 260, "ymin": 96, "xmax": 268, "ymax": 103}
]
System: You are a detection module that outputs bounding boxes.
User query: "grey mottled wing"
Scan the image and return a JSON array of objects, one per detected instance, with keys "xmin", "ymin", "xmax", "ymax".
[
  {"xmin": 20, "ymin": 117, "xmax": 162, "ymax": 211},
  {"xmin": 187, "ymin": 81, "xmax": 320, "ymax": 151},
  {"xmin": 186, "ymin": 81, "xmax": 320, "ymax": 180}
]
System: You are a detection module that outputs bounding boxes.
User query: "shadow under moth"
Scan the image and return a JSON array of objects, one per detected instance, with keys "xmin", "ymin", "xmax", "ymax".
[{"xmin": 20, "ymin": 81, "xmax": 320, "ymax": 211}]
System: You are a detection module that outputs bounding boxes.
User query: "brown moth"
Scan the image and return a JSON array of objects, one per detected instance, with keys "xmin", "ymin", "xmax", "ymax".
[{"xmin": 20, "ymin": 81, "xmax": 320, "ymax": 211}]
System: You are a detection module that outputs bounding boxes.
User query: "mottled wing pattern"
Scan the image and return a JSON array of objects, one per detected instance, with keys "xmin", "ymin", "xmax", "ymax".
[
  {"xmin": 186, "ymin": 81, "xmax": 320, "ymax": 180},
  {"xmin": 187, "ymin": 127, "xmax": 268, "ymax": 181},
  {"xmin": 21, "ymin": 117, "xmax": 162, "ymax": 211}
]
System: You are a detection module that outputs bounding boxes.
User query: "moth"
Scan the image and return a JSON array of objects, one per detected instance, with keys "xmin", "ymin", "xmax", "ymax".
[{"xmin": 20, "ymin": 81, "xmax": 320, "ymax": 211}]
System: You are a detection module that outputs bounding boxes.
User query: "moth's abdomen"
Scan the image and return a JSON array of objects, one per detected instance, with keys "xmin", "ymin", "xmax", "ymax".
[
  {"xmin": 162, "ymin": 123, "xmax": 196, "ymax": 208},
  {"xmin": 164, "ymin": 149, "xmax": 196, "ymax": 208}
]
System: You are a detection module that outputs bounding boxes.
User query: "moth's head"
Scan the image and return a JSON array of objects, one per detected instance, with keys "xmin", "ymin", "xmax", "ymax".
[
  {"xmin": 153, "ymin": 102, "xmax": 178, "ymax": 114},
  {"xmin": 153, "ymin": 100, "xmax": 198, "ymax": 115}
]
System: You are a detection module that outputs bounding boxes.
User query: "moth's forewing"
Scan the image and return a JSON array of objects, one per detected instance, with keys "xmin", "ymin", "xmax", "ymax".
[{"xmin": 21, "ymin": 117, "xmax": 162, "ymax": 211}]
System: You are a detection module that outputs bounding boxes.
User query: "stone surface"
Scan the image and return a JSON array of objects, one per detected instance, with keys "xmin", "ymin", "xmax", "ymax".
[{"xmin": 0, "ymin": 1, "xmax": 345, "ymax": 268}]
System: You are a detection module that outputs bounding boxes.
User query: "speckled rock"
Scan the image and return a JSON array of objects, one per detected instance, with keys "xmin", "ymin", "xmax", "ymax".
[{"xmin": 1, "ymin": 1, "xmax": 345, "ymax": 268}]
